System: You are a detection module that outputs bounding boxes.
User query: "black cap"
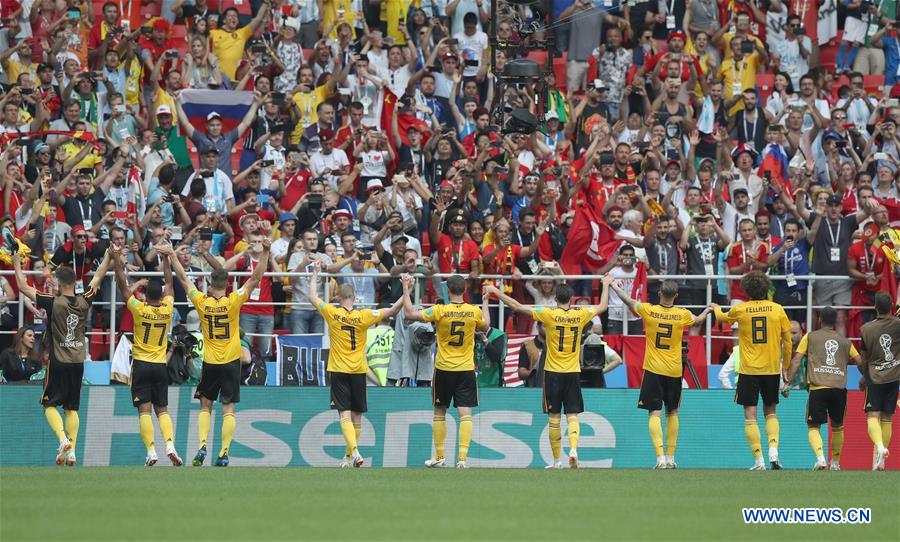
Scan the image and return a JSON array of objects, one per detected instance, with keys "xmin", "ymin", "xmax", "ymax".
[
  {"xmin": 37, "ymin": 62, "xmax": 54, "ymax": 72},
  {"xmin": 826, "ymin": 194, "xmax": 842, "ymax": 206},
  {"xmin": 202, "ymin": 146, "xmax": 220, "ymax": 155}
]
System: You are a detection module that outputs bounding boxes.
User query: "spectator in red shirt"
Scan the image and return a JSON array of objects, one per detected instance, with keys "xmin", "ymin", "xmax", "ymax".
[
  {"xmin": 726, "ymin": 218, "xmax": 769, "ymax": 303},
  {"xmin": 428, "ymin": 206, "xmax": 481, "ymax": 278},
  {"xmin": 637, "ymin": 30, "xmax": 703, "ymax": 84},
  {"xmin": 88, "ymin": 2, "xmax": 126, "ymax": 68},
  {"xmin": 848, "ymin": 223, "xmax": 890, "ymax": 324}
]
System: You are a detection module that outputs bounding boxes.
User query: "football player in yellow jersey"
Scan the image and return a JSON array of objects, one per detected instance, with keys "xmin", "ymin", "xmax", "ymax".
[
  {"xmin": 609, "ymin": 279, "xmax": 711, "ymax": 469},
  {"xmin": 162, "ymin": 239, "xmax": 270, "ymax": 467},
  {"xmin": 713, "ymin": 271, "xmax": 792, "ymax": 470},
  {"xmin": 308, "ymin": 263, "xmax": 403, "ymax": 468},
  {"xmin": 112, "ymin": 244, "xmax": 183, "ymax": 467},
  {"xmin": 402, "ymin": 275, "xmax": 489, "ymax": 469},
  {"xmin": 486, "ymin": 277, "xmax": 610, "ymax": 469}
]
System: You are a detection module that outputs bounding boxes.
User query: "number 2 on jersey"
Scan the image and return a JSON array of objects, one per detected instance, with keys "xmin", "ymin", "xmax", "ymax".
[
  {"xmin": 555, "ymin": 326, "xmax": 580, "ymax": 353},
  {"xmin": 654, "ymin": 323, "xmax": 673, "ymax": 350}
]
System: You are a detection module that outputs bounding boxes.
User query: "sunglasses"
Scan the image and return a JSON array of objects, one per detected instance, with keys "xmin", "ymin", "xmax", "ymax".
[{"xmin": 75, "ymin": 234, "xmax": 87, "ymax": 239}]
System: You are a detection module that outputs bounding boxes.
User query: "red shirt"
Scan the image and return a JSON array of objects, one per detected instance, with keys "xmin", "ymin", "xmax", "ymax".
[
  {"xmin": 280, "ymin": 170, "xmax": 311, "ymax": 212},
  {"xmin": 848, "ymin": 240, "xmax": 888, "ymax": 294},
  {"xmin": 644, "ymin": 51, "xmax": 704, "ymax": 83},
  {"xmin": 230, "ymin": 209, "xmax": 276, "ymax": 241},
  {"xmin": 236, "ymin": 256, "xmax": 273, "ymax": 315},
  {"xmin": 726, "ymin": 242, "xmax": 768, "ymax": 301},
  {"xmin": 436, "ymin": 233, "xmax": 480, "ymax": 274},
  {"xmin": 757, "ymin": 234, "xmax": 782, "ymax": 255}
]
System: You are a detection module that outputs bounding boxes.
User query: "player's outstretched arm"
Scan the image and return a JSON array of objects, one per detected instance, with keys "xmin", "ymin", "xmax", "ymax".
[
  {"xmin": 595, "ymin": 275, "xmax": 613, "ymax": 314},
  {"xmin": 779, "ymin": 315, "xmax": 792, "ymax": 371},
  {"xmin": 483, "ymin": 284, "xmax": 530, "ymax": 315},
  {"xmin": 480, "ymin": 285, "xmax": 491, "ymax": 330},
  {"xmin": 307, "ymin": 262, "xmax": 323, "ymax": 307},
  {"xmin": 243, "ymin": 238, "xmax": 271, "ymax": 293},
  {"xmin": 159, "ymin": 243, "xmax": 194, "ymax": 293},
  {"xmin": 400, "ymin": 275, "xmax": 424, "ymax": 322},
  {"xmin": 607, "ymin": 276, "xmax": 636, "ymax": 312},
  {"xmin": 691, "ymin": 307, "xmax": 713, "ymax": 326},
  {"xmin": 88, "ymin": 249, "xmax": 113, "ymax": 292},
  {"xmin": 110, "ymin": 244, "xmax": 135, "ymax": 300},
  {"xmin": 784, "ymin": 350, "xmax": 804, "ymax": 384},
  {"xmin": 11, "ymin": 253, "xmax": 36, "ymax": 302},
  {"xmin": 380, "ymin": 294, "xmax": 405, "ymax": 320},
  {"xmin": 160, "ymin": 250, "xmax": 175, "ymax": 298},
  {"xmin": 710, "ymin": 303, "xmax": 735, "ymax": 323}
]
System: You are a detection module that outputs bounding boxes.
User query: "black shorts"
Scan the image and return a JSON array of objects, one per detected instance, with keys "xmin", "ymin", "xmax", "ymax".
[
  {"xmin": 330, "ymin": 372, "xmax": 368, "ymax": 412},
  {"xmin": 194, "ymin": 360, "xmax": 241, "ymax": 404},
  {"xmin": 638, "ymin": 370, "xmax": 682, "ymax": 412},
  {"xmin": 735, "ymin": 374, "xmax": 781, "ymax": 407},
  {"xmin": 432, "ymin": 369, "xmax": 478, "ymax": 408},
  {"xmin": 864, "ymin": 381, "xmax": 899, "ymax": 414},
  {"xmin": 131, "ymin": 359, "xmax": 169, "ymax": 407},
  {"xmin": 40, "ymin": 359, "xmax": 84, "ymax": 411},
  {"xmin": 543, "ymin": 371, "xmax": 583, "ymax": 415},
  {"xmin": 806, "ymin": 388, "xmax": 847, "ymax": 426}
]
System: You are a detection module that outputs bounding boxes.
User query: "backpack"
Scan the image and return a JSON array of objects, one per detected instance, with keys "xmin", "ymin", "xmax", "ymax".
[{"xmin": 241, "ymin": 348, "xmax": 268, "ymax": 386}]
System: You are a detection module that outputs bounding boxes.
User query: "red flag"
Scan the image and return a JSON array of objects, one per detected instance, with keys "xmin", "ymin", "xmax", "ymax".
[
  {"xmin": 559, "ymin": 204, "xmax": 615, "ymax": 275},
  {"xmin": 631, "ymin": 260, "xmax": 648, "ymax": 302},
  {"xmin": 876, "ymin": 197, "xmax": 900, "ymax": 226},
  {"xmin": 881, "ymin": 261, "xmax": 898, "ymax": 310},
  {"xmin": 379, "ymin": 88, "xmax": 431, "ymax": 150}
]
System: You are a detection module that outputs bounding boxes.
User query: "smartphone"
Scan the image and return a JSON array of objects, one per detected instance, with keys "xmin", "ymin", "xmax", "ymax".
[
  {"xmin": 19, "ymin": 88, "xmax": 34, "ymax": 95},
  {"xmin": 446, "ymin": 38, "xmax": 458, "ymax": 46},
  {"xmin": 415, "ymin": 257, "xmax": 423, "ymax": 266},
  {"xmin": 200, "ymin": 170, "xmax": 214, "ymax": 179},
  {"xmin": 199, "ymin": 227, "xmax": 213, "ymax": 241},
  {"xmin": 490, "ymin": 140, "xmax": 504, "ymax": 148},
  {"xmin": 886, "ymin": 98, "xmax": 899, "ymax": 107},
  {"xmin": 270, "ymin": 123, "xmax": 287, "ymax": 133},
  {"xmin": 165, "ymin": 51, "xmax": 179, "ymax": 59},
  {"xmin": 873, "ymin": 152, "xmax": 889, "ymax": 160},
  {"xmin": 256, "ymin": 194, "xmax": 269, "ymax": 205},
  {"xmin": 307, "ymin": 194, "xmax": 323, "ymax": 208},
  {"xmin": 270, "ymin": 91, "xmax": 285, "ymax": 105},
  {"xmin": 464, "ymin": 59, "xmax": 478, "ymax": 67},
  {"xmin": 170, "ymin": 226, "xmax": 183, "ymax": 241},
  {"xmin": 67, "ymin": 10, "xmax": 81, "ymax": 19},
  {"xmin": 140, "ymin": 26, "xmax": 152, "ymax": 37},
  {"xmin": 740, "ymin": 40, "xmax": 754, "ymax": 54},
  {"xmin": 494, "ymin": 166, "xmax": 509, "ymax": 174},
  {"xmin": 260, "ymin": 159, "xmax": 275, "ymax": 167},
  {"xmin": 114, "ymin": 211, "xmax": 128, "ymax": 219},
  {"xmin": 251, "ymin": 44, "xmax": 267, "ymax": 54}
]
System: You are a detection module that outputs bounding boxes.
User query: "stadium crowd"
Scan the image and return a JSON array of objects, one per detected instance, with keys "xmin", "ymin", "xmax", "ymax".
[{"xmin": 0, "ymin": 0, "xmax": 899, "ymax": 385}]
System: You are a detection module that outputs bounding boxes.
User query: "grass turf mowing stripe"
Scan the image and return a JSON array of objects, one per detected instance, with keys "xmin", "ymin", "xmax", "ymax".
[{"xmin": 1, "ymin": 468, "xmax": 898, "ymax": 541}]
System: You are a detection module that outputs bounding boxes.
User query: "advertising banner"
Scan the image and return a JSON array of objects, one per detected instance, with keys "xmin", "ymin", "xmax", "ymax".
[{"xmin": 0, "ymin": 388, "xmax": 895, "ymax": 469}]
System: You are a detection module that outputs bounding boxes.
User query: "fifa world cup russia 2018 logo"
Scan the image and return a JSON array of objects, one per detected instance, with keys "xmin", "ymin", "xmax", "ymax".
[
  {"xmin": 824, "ymin": 340, "xmax": 838, "ymax": 366},
  {"xmin": 879, "ymin": 334, "xmax": 894, "ymax": 363},
  {"xmin": 65, "ymin": 313, "xmax": 78, "ymax": 342}
]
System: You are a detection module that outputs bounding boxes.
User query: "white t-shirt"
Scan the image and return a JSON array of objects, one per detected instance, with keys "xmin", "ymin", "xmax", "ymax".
[
  {"xmin": 181, "ymin": 168, "xmax": 234, "ymax": 214},
  {"xmin": 774, "ymin": 36, "xmax": 811, "ymax": 88},
  {"xmin": 360, "ymin": 149, "xmax": 389, "ymax": 178},
  {"xmin": 454, "ymin": 29, "xmax": 488, "ymax": 78},
  {"xmin": 259, "ymin": 143, "xmax": 287, "ymax": 190},
  {"xmin": 385, "ymin": 65, "xmax": 413, "ymax": 99},
  {"xmin": 309, "ymin": 148, "xmax": 350, "ymax": 191},
  {"xmin": 608, "ymin": 267, "xmax": 641, "ymax": 322},
  {"xmin": 385, "ymin": 186, "xmax": 423, "ymax": 232}
]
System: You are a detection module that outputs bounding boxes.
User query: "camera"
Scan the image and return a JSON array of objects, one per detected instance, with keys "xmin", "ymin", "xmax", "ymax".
[
  {"xmin": 270, "ymin": 92, "xmax": 285, "ymax": 105},
  {"xmin": 792, "ymin": 26, "xmax": 806, "ymax": 36},
  {"xmin": 200, "ymin": 170, "xmax": 214, "ymax": 179},
  {"xmin": 464, "ymin": 59, "xmax": 478, "ymax": 67},
  {"xmin": 836, "ymin": 140, "xmax": 847, "ymax": 148},
  {"xmin": 199, "ymin": 227, "xmax": 213, "ymax": 241},
  {"xmin": 260, "ymin": 159, "xmax": 275, "ymax": 167},
  {"xmin": 19, "ymin": 87, "xmax": 34, "ymax": 95},
  {"xmin": 163, "ymin": 195, "xmax": 175, "ymax": 203},
  {"xmin": 141, "ymin": 26, "xmax": 152, "ymax": 37},
  {"xmin": 446, "ymin": 38, "xmax": 458, "ymax": 46},
  {"xmin": 165, "ymin": 51, "xmax": 179, "ymax": 59},
  {"xmin": 251, "ymin": 44, "xmax": 267, "ymax": 54},
  {"xmin": 307, "ymin": 194, "xmax": 323, "ymax": 209},
  {"xmin": 740, "ymin": 40, "xmax": 754, "ymax": 54}
]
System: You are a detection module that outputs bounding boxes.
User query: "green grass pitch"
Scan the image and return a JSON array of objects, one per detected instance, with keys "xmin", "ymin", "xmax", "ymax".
[{"xmin": 1, "ymin": 468, "xmax": 898, "ymax": 541}]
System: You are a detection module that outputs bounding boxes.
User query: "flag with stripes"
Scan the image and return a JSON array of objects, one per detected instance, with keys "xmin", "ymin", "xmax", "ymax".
[
  {"xmin": 179, "ymin": 89, "xmax": 254, "ymax": 132},
  {"xmin": 503, "ymin": 334, "xmax": 532, "ymax": 387}
]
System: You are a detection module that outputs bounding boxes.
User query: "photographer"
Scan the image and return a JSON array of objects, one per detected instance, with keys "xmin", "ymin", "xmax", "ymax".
[
  {"xmin": 767, "ymin": 218, "xmax": 811, "ymax": 323},
  {"xmin": 181, "ymin": 147, "xmax": 235, "ymax": 215},
  {"xmin": 680, "ymin": 213, "xmax": 730, "ymax": 315}
]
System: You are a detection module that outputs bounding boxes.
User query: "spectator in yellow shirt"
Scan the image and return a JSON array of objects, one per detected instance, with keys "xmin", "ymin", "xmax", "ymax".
[
  {"xmin": 717, "ymin": 36, "xmax": 768, "ymax": 115},
  {"xmin": 209, "ymin": 4, "xmax": 270, "ymax": 81},
  {"xmin": 0, "ymin": 39, "xmax": 38, "ymax": 86},
  {"xmin": 61, "ymin": 121, "xmax": 105, "ymax": 172}
]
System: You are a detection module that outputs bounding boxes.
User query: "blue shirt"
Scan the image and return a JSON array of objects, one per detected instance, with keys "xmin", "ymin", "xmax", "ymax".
[
  {"xmin": 773, "ymin": 238, "xmax": 810, "ymax": 293},
  {"xmin": 883, "ymin": 36, "xmax": 900, "ymax": 86}
]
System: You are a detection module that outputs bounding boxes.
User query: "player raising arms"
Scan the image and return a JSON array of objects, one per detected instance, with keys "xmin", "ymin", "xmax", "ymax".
[
  {"xmin": 858, "ymin": 291, "xmax": 900, "ymax": 471},
  {"xmin": 608, "ymin": 279, "xmax": 711, "ymax": 469},
  {"xmin": 713, "ymin": 271, "xmax": 792, "ymax": 470},
  {"xmin": 784, "ymin": 307, "xmax": 860, "ymax": 471},
  {"xmin": 111, "ymin": 243, "xmax": 182, "ymax": 467},
  {"xmin": 485, "ymin": 277, "xmax": 610, "ymax": 469},
  {"xmin": 308, "ymin": 262, "xmax": 403, "ymax": 468},
  {"xmin": 402, "ymin": 274, "xmax": 489, "ymax": 469},
  {"xmin": 13, "ymin": 249, "xmax": 113, "ymax": 466},
  {"xmin": 161, "ymin": 239, "xmax": 270, "ymax": 467}
]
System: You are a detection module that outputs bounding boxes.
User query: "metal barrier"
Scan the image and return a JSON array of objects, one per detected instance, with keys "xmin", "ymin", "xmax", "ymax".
[{"xmin": 0, "ymin": 270, "xmax": 874, "ymax": 364}]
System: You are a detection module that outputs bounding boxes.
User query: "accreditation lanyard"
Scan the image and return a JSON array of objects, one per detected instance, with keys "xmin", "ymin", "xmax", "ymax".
[
  {"xmin": 78, "ymin": 199, "xmax": 93, "ymax": 225},
  {"xmin": 742, "ymin": 242, "xmax": 755, "ymax": 266},
  {"xmin": 743, "ymin": 110, "xmax": 757, "ymax": 144},
  {"xmin": 732, "ymin": 60, "xmax": 746, "ymax": 92},
  {"xmin": 785, "ymin": 246, "xmax": 796, "ymax": 275},
  {"xmin": 827, "ymin": 220, "xmax": 841, "ymax": 247},
  {"xmin": 657, "ymin": 243, "xmax": 669, "ymax": 271},
  {"xmin": 864, "ymin": 245, "xmax": 875, "ymax": 273},
  {"xmin": 451, "ymin": 239, "xmax": 464, "ymax": 271}
]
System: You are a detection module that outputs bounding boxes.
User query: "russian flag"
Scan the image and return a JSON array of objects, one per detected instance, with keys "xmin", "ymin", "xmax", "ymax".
[{"xmin": 179, "ymin": 89, "xmax": 254, "ymax": 132}]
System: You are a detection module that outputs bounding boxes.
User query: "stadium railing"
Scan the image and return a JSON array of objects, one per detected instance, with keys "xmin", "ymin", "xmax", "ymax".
[{"xmin": 0, "ymin": 270, "xmax": 868, "ymax": 367}]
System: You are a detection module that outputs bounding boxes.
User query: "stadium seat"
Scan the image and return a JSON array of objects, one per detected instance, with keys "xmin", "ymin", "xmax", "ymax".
[
  {"xmin": 139, "ymin": 2, "xmax": 161, "ymax": 20},
  {"xmin": 818, "ymin": 44, "xmax": 838, "ymax": 72},
  {"xmin": 552, "ymin": 57, "xmax": 566, "ymax": 92},
  {"xmin": 864, "ymin": 74, "xmax": 886, "ymax": 94},
  {"xmin": 171, "ymin": 24, "xmax": 188, "ymax": 41},
  {"xmin": 89, "ymin": 328, "xmax": 110, "ymax": 361},
  {"xmin": 525, "ymin": 50, "xmax": 548, "ymax": 67}
]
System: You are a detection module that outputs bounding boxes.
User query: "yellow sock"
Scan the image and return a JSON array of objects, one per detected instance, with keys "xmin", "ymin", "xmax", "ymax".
[
  {"xmin": 219, "ymin": 413, "xmax": 235, "ymax": 457},
  {"xmin": 432, "ymin": 416, "xmax": 446, "ymax": 460},
  {"xmin": 566, "ymin": 415, "xmax": 580, "ymax": 452},
  {"xmin": 345, "ymin": 423, "xmax": 362, "ymax": 457},
  {"xmin": 157, "ymin": 412, "xmax": 174, "ymax": 445},
  {"xmin": 745, "ymin": 420, "xmax": 763, "ymax": 459},
  {"xmin": 765, "ymin": 414, "xmax": 779, "ymax": 449},
  {"xmin": 807, "ymin": 426, "xmax": 823, "ymax": 458},
  {"xmin": 338, "ymin": 417, "xmax": 357, "ymax": 456},
  {"xmin": 867, "ymin": 417, "xmax": 884, "ymax": 449},
  {"xmin": 198, "ymin": 410, "xmax": 211, "ymax": 449},
  {"xmin": 139, "ymin": 413, "xmax": 155, "ymax": 450},
  {"xmin": 458, "ymin": 415, "xmax": 472, "ymax": 462},
  {"xmin": 665, "ymin": 413, "xmax": 679, "ymax": 459},
  {"xmin": 831, "ymin": 428, "xmax": 844, "ymax": 462},
  {"xmin": 64, "ymin": 410, "xmax": 79, "ymax": 451},
  {"xmin": 44, "ymin": 407, "xmax": 65, "ymax": 442},
  {"xmin": 549, "ymin": 418, "xmax": 562, "ymax": 461},
  {"xmin": 881, "ymin": 420, "xmax": 893, "ymax": 448},
  {"xmin": 648, "ymin": 415, "xmax": 664, "ymax": 459}
]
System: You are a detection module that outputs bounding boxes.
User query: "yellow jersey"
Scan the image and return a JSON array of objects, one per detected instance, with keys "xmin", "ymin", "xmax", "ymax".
[
  {"xmin": 209, "ymin": 26, "xmax": 254, "ymax": 80},
  {"xmin": 714, "ymin": 300, "xmax": 791, "ymax": 375},
  {"xmin": 318, "ymin": 302, "xmax": 383, "ymax": 374},
  {"xmin": 188, "ymin": 286, "xmax": 249, "ymax": 364},
  {"xmin": 421, "ymin": 303, "xmax": 485, "ymax": 371},
  {"xmin": 635, "ymin": 302, "xmax": 695, "ymax": 378},
  {"xmin": 128, "ymin": 295, "xmax": 174, "ymax": 363},
  {"xmin": 531, "ymin": 306, "xmax": 598, "ymax": 373}
]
